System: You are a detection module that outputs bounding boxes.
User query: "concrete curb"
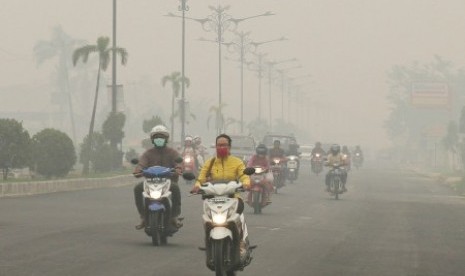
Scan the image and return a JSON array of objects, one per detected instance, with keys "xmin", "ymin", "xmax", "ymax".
[
  {"xmin": 0, "ymin": 175, "xmax": 135, "ymax": 198},
  {"xmin": 409, "ymin": 167, "xmax": 464, "ymax": 196}
]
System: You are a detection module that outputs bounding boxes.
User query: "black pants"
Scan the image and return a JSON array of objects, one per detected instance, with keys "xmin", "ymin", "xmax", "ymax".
[{"xmin": 134, "ymin": 181, "xmax": 181, "ymax": 218}]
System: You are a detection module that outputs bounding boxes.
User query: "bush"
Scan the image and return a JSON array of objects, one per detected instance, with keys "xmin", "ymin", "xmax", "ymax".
[
  {"xmin": 80, "ymin": 132, "xmax": 123, "ymax": 173},
  {"xmin": 0, "ymin": 118, "xmax": 31, "ymax": 180},
  {"xmin": 32, "ymin": 128, "xmax": 76, "ymax": 178}
]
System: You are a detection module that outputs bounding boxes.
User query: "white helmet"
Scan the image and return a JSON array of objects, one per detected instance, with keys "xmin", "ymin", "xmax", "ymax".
[
  {"xmin": 150, "ymin": 125, "xmax": 169, "ymax": 139},
  {"xmin": 185, "ymin": 135, "xmax": 193, "ymax": 141}
]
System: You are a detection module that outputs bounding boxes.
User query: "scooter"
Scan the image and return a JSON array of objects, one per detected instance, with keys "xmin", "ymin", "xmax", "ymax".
[
  {"xmin": 247, "ymin": 166, "xmax": 270, "ymax": 214},
  {"xmin": 311, "ymin": 153, "xmax": 324, "ymax": 176},
  {"xmin": 139, "ymin": 165, "xmax": 182, "ymax": 246},
  {"xmin": 286, "ymin": 155, "xmax": 299, "ymax": 184},
  {"xmin": 186, "ymin": 168, "xmax": 256, "ymax": 276},
  {"xmin": 327, "ymin": 163, "xmax": 345, "ymax": 200},
  {"xmin": 270, "ymin": 157, "xmax": 286, "ymax": 193}
]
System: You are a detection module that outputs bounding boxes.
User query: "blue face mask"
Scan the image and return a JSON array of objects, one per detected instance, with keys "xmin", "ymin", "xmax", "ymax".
[{"xmin": 153, "ymin": 138, "xmax": 166, "ymax": 147}]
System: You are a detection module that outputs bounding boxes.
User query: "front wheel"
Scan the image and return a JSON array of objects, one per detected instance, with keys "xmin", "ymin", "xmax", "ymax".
[
  {"xmin": 213, "ymin": 239, "xmax": 234, "ymax": 276},
  {"xmin": 149, "ymin": 212, "xmax": 161, "ymax": 246}
]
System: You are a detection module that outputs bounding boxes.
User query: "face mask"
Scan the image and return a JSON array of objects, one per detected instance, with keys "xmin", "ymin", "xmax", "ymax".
[
  {"xmin": 216, "ymin": 147, "xmax": 229, "ymax": 158},
  {"xmin": 153, "ymin": 138, "xmax": 166, "ymax": 147}
]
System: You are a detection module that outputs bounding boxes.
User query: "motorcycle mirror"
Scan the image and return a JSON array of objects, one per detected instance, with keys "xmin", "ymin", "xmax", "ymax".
[
  {"xmin": 175, "ymin": 157, "xmax": 184, "ymax": 163},
  {"xmin": 182, "ymin": 172, "xmax": 196, "ymax": 181},
  {"xmin": 243, "ymin": 167, "xmax": 256, "ymax": 175},
  {"xmin": 130, "ymin": 158, "xmax": 139, "ymax": 165}
]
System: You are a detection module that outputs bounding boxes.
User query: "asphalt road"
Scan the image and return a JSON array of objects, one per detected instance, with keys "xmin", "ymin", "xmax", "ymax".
[{"xmin": 1, "ymin": 162, "xmax": 465, "ymax": 276}]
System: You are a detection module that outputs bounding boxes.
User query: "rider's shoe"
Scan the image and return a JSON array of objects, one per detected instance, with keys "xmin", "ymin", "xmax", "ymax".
[{"xmin": 135, "ymin": 217, "xmax": 146, "ymax": 230}]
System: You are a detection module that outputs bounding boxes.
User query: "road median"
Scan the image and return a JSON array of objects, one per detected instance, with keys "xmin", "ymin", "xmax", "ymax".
[{"xmin": 0, "ymin": 175, "xmax": 135, "ymax": 197}]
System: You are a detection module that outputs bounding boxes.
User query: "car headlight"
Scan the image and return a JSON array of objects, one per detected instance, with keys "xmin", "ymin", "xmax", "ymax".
[{"xmin": 212, "ymin": 212, "xmax": 227, "ymax": 224}]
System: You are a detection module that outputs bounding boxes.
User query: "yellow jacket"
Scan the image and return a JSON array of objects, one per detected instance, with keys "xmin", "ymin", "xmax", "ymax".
[{"xmin": 194, "ymin": 155, "xmax": 251, "ymax": 189}]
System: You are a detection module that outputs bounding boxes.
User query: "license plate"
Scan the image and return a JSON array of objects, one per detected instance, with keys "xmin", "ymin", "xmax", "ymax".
[{"xmin": 287, "ymin": 161, "xmax": 297, "ymax": 169}]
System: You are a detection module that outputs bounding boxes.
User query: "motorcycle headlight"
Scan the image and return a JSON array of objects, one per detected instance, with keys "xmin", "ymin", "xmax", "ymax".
[
  {"xmin": 212, "ymin": 211, "xmax": 227, "ymax": 224},
  {"xmin": 316, "ymin": 154, "xmax": 320, "ymax": 157},
  {"xmin": 151, "ymin": 189, "xmax": 162, "ymax": 199},
  {"xmin": 273, "ymin": 158, "xmax": 280, "ymax": 164}
]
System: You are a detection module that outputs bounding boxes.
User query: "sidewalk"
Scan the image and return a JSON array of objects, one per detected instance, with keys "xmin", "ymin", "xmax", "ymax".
[{"xmin": 409, "ymin": 166, "xmax": 464, "ymax": 196}]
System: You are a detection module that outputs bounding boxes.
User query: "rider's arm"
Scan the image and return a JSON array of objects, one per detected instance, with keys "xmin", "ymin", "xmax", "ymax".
[
  {"xmin": 194, "ymin": 157, "xmax": 215, "ymax": 188},
  {"xmin": 236, "ymin": 159, "xmax": 251, "ymax": 189},
  {"xmin": 133, "ymin": 150, "xmax": 150, "ymax": 176}
]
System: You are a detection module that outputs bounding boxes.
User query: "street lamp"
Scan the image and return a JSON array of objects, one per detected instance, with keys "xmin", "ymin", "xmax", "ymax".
[
  {"xmin": 266, "ymin": 58, "xmax": 297, "ymax": 129},
  {"xmin": 276, "ymin": 65, "xmax": 302, "ymax": 120},
  {"xmin": 167, "ymin": 5, "xmax": 274, "ymax": 134},
  {"xmin": 224, "ymin": 31, "xmax": 285, "ymax": 133},
  {"xmin": 165, "ymin": 0, "xmax": 189, "ymax": 143}
]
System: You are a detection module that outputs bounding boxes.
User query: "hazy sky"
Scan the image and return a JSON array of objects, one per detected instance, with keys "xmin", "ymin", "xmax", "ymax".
[{"xmin": 2, "ymin": 0, "xmax": 465, "ymax": 151}]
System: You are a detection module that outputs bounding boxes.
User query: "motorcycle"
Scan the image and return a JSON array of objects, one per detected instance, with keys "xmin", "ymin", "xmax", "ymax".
[
  {"xmin": 182, "ymin": 151, "xmax": 197, "ymax": 185},
  {"xmin": 247, "ymin": 166, "xmax": 270, "ymax": 214},
  {"xmin": 286, "ymin": 155, "xmax": 299, "ymax": 184},
  {"xmin": 342, "ymin": 154, "xmax": 351, "ymax": 171},
  {"xmin": 270, "ymin": 157, "xmax": 286, "ymax": 193},
  {"xmin": 139, "ymin": 165, "xmax": 182, "ymax": 246},
  {"xmin": 187, "ymin": 168, "xmax": 256, "ymax": 276},
  {"xmin": 311, "ymin": 153, "xmax": 324, "ymax": 176},
  {"xmin": 353, "ymin": 153, "xmax": 363, "ymax": 169},
  {"xmin": 327, "ymin": 163, "xmax": 345, "ymax": 200}
]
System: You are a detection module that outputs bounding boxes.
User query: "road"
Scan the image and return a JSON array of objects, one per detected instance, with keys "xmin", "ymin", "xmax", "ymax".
[{"xmin": 1, "ymin": 163, "xmax": 465, "ymax": 276}]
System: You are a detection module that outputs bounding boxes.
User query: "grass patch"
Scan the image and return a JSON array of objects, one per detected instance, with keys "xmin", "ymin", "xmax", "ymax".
[{"xmin": 451, "ymin": 179, "xmax": 465, "ymax": 195}]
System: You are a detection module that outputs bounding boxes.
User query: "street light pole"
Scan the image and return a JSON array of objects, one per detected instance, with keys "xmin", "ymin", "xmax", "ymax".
[
  {"xmin": 266, "ymin": 58, "xmax": 296, "ymax": 129},
  {"xmin": 167, "ymin": 6, "xmax": 273, "ymax": 135},
  {"xmin": 179, "ymin": 0, "xmax": 188, "ymax": 143},
  {"xmin": 112, "ymin": 0, "xmax": 117, "ymax": 113}
]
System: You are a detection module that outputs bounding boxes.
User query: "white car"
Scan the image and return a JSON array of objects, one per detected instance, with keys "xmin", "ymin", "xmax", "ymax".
[{"xmin": 299, "ymin": 144, "xmax": 314, "ymax": 162}]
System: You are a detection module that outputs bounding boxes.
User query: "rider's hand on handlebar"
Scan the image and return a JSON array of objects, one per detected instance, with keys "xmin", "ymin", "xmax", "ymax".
[
  {"xmin": 175, "ymin": 167, "xmax": 182, "ymax": 175},
  {"xmin": 190, "ymin": 186, "xmax": 200, "ymax": 194},
  {"xmin": 133, "ymin": 171, "xmax": 143, "ymax": 178}
]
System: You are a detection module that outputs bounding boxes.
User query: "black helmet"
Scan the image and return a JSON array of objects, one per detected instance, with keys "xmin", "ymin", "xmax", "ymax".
[
  {"xmin": 330, "ymin": 144, "xmax": 340, "ymax": 155},
  {"xmin": 256, "ymin": 144, "xmax": 268, "ymax": 155}
]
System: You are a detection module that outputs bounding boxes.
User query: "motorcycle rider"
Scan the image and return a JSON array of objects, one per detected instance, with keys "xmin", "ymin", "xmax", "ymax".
[
  {"xmin": 247, "ymin": 144, "xmax": 274, "ymax": 203},
  {"xmin": 269, "ymin": 140, "xmax": 287, "ymax": 185},
  {"xmin": 325, "ymin": 144, "xmax": 348, "ymax": 192},
  {"xmin": 191, "ymin": 134, "xmax": 252, "ymax": 259},
  {"xmin": 341, "ymin": 145, "xmax": 351, "ymax": 170},
  {"xmin": 269, "ymin": 140, "xmax": 286, "ymax": 159},
  {"xmin": 133, "ymin": 125, "xmax": 183, "ymax": 230},
  {"xmin": 192, "ymin": 135, "xmax": 206, "ymax": 168},
  {"xmin": 311, "ymin": 142, "xmax": 326, "ymax": 158}
]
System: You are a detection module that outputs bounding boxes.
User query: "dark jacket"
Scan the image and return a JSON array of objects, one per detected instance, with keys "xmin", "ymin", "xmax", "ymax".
[{"xmin": 134, "ymin": 147, "xmax": 181, "ymax": 181}]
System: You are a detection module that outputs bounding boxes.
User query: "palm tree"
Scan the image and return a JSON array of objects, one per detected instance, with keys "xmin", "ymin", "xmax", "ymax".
[
  {"xmin": 207, "ymin": 103, "xmax": 227, "ymax": 134},
  {"xmin": 34, "ymin": 25, "xmax": 84, "ymax": 143},
  {"xmin": 72, "ymin": 36, "xmax": 128, "ymax": 174},
  {"xmin": 161, "ymin": 72, "xmax": 190, "ymax": 141}
]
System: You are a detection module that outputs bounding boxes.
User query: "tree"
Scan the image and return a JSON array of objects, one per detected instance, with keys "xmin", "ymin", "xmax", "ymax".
[
  {"xmin": 246, "ymin": 118, "xmax": 270, "ymax": 142},
  {"xmin": 442, "ymin": 121, "xmax": 459, "ymax": 170},
  {"xmin": 207, "ymin": 103, "xmax": 227, "ymax": 134},
  {"xmin": 73, "ymin": 36, "xmax": 128, "ymax": 174},
  {"xmin": 0, "ymin": 119, "xmax": 31, "ymax": 180},
  {"xmin": 385, "ymin": 56, "xmax": 465, "ymax": 158},
  {"xmin": 125, "ymin": 148, "xmax": 139, "ymax": 163},
  {"xmin": 34, "ymin": 26, "xmax": 84, "ymax": 143},
  {"xmin": 79, "ymin": 132, "xmax": 120, "ymax": 173},
  {"xmin": 31, "ymin": 128, "xmax": 76, "ymax": 178},
  {"xmin": 161, "ymin": 72, "xmax": 190, "ymax": 141},
  {"xmin": 102, "ymin": 112, "xmax": 126, "ymax": 149}
]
